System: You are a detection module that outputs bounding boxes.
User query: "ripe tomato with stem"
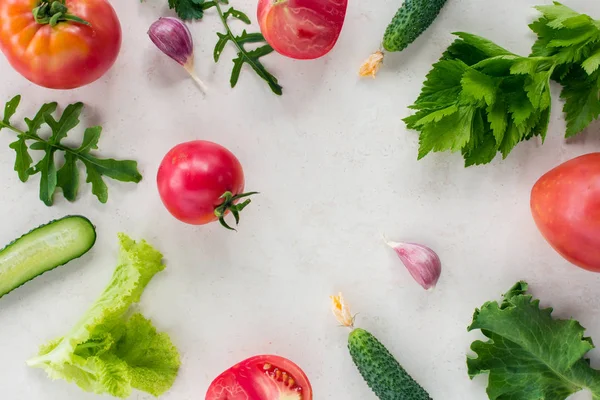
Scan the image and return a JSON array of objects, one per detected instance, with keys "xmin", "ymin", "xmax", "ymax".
[
  {"xmin": 157, "ymin": 140, "xmax": 257, "ymax": 230},
  {"xmin": 0, "ymin": 0, "xmax": 121, "ymax": 89}
]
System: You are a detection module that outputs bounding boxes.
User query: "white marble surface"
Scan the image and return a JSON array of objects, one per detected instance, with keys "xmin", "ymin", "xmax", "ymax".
[{"xmin": 1, "ymin": 0, "xmax": 600, "ymax": 399}]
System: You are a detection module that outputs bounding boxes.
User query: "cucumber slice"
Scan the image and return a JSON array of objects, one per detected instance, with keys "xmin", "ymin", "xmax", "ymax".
[
  {"xmin": 0, "ymin": 215, "xmax": 96, "ymax": 298},
  {"xmin": 348, "ymin": 328, "xmax": 432, "ymax": 400}
]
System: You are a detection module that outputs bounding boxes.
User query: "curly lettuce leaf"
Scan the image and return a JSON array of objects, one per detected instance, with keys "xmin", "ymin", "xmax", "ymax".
[
  {"xmin": 467, "ymin": 282, "xmax": 600, "ymax": 400},
  {"xmin": 26, "ymin": 234, "xmax": 180, "ymax": 398}
]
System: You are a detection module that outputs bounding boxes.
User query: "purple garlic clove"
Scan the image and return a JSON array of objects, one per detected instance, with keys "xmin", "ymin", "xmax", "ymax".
[
  {"xmin": 384, "ymin": 237, "xmax": 441, "ymax": 290},
  {"xmin": 148, "ymin": 17, "xmax": 207, "ymax": 93}
]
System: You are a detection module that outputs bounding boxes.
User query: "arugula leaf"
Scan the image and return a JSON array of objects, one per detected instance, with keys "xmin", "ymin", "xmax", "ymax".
[
  {"xmin": 208, "ymin": 0, "xmax": 282, "ymax": 95},
  {"xmin": 468, "ymin": 281, "xmax": 600, "ymax": 400},
  {"xmin": 0, "ymin": 96, "xmax": 142, "ymax": 205}
]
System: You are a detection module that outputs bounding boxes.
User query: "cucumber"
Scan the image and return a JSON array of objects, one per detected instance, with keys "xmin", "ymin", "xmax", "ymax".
[
  {"xmin": 383, "ymin": 0, "xmax": 448, "ymax": 52},
  {"xmin": 0, "ymin": 215, "xmax": 96, "ymax": 298},
  {"xmin": 348, "ymin": 328, "xmax": 432, "ymax": 400}
]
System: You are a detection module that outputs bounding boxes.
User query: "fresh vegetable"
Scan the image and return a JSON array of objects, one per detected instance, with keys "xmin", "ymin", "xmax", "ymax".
[
  {"xmin": 211, "ymin": 0, "xmax": 282, "ymax": 95},
  {"xmin": 531, "ymin": 153, "xmax": 600, "ymax": 272},
  {"xmin": 157, "ymin": 0, "xmax": 282, "ymax": 94},
  {"xmin": 0, "ymin": 216, "xmax": 95, "ymax": 299},
  {"xmin": 257, "ymin": 0, "xmax": 348, "ymax": 60},
  {"xmin": 468, "ymin": 281, "xmax": 600, "ymax": 399},
  {"xmin": 359, "ymin": 0, "xmax": 447, "ymax": 77},
  {"xmin": 148, "ymin": 17, "xmax": 208, "ymax": 93},
  {"xmin": 404, "ymin": 3, "xmax": 600, "ymax": 166},
  {"xmin": 167, "ymin": 0, "xmax": 212, "ymax": 20},
  {"xmin": 205, "ymin": 354, "xmax": 313, "ymax": 400},
  {"xmin": 27, "ymin": 234, "xmax": 180, "ymax": 398},
  {"xmin": 157, "ymin": 140, "xmax": 257, "ymax": 229},
  {"xmin": 331, "ymin": 293, "xmax": 432, "ymax": 400},
  {"xmin": 383, "ymin": 237, "xmax": 441, "ymax": 290},
  {"xmin": 0, "ymin": 95, "xmax": 142, "ymax": 205},
  {"xmin": 0, "ymin": 0, "xmax": 121, "ymax": 89}
]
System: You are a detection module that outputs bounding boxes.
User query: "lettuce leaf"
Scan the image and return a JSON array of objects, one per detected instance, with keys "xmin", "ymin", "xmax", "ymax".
[
  {"xmin": 467, "ymin": 282, "xmax": 600, "ymax": 399},
  {"xmin": 26, "ymin": 234, "xmax": 180, "ymax": 398}
]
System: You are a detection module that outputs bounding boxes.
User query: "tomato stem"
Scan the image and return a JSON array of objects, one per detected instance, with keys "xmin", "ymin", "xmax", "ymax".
[
  {"xmin": 214, "ymin": 191, "xmax": 259, "ymax": 231},
  {"xmin": 33, "ymin": 0, "xmax": 91, "ymax": 27}
]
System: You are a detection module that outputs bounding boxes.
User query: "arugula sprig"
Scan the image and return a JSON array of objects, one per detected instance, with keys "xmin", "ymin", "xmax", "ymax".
[
  {"xmin": 0, "ymin": 95, "xmax": 142, "ymax": 206},
  {"xmin": 165, "ymin": 0, "xmax": 282, "ymax": 95},
  {"xmin": 468, "ymin": 282, "xmax": 600, "ymax": 400},
  {"xmin": 405, "ymin": 2, "xmax": 600, "ymax": 166}
]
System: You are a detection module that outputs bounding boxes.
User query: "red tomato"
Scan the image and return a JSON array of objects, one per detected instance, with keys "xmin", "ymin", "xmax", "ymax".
[
  {"xmin": 0, "ymin": 0, "xmax": 121, "ymax": 89},
  {"xmin": 205, "ymin": 355, "xmax": 313, "ymax": 400},
  {"xmin": 157, "ymin": 140, "xmax": 256, "ymax": 229},
  {"xmin": 257, "ymin": 0, "xmax": 347, "ymax": 60},
  {"xmin": 531, "ymin": 153, "xmax": 600, "ymax": 272}
]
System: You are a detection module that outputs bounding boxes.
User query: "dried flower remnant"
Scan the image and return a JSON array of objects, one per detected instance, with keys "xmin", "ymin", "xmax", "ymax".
[{"xmin": 359, "ymin": 51, "xmax": 384, "ymax": 78}]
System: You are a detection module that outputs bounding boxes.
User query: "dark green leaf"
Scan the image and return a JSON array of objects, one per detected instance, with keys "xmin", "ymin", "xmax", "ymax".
[
  {"xmin": 79, "ymin": 155, "xmax": 142, "ymax": 183},
  {"xmin": 45, "ymin": 102, "xmax": 83, "ymax": 144},
  {"xmin": 486, "ymin": 97, "xmax": 507, "ymax": 145},
  {"xmin": 499, "ymin": 120, "xmax": 523, "ymax": 159},
  {"xmin": 561, "ymin": 72, "xmax": 600, "ymax": 137},
  {"xmin": 460, "ymin": 69, "xmax": 497, "ymax": 106},
  {"xmin": 463, "ymin": 132, "xmax": 498, "ymax": 167},
  {"xmin": 214, "ymin": 33, "xmax": 229, "ymax": 62},
  {"xmin": 9, "ymin": 137, "xmax": 33, "ymax": 182},
  {"xmin": 30, "ymin": 142, "xmax": 48, "ymax": 150},
  {"xmin": 77, "ymin": 127, "xmax": 102, "ymax": 154},
  {"xmin": 213, "ymin": 1, "xmax": 282, "ymax": 95},
  {"xmin": 35, "ymin": 148, "xmax": 57, "ymax": 206},
  {"xmin": 168, "ymin": 0, "xmax": 207, "ymax": 20},
  {"xmin": 230, "ymin": 56, "xmax": 244, "ymax": 88},
  {"xmin": 223, "ymin": 7, "xmax": 250, "ymax": 24},
  {"xmin": 81, "ymin": 159, "xmax": 109, "ymax": 203},
  {"xmin": 2, "ymin": 95, "xmax": 21, "ymax": 127},
  {"xmin": 236, "ymin": 30, "xmax": 265, "ymax": 45},
  {"xmin": 467, "ymin": 281, "xmax": 600, "ymax": 400},
  {"xmin": 24, "ymin": 102, "xmax": 58, "ymax": 137},
  {"xmin": 417, "ymin": 106, "xmax": 475, "ymax": 159},
  {"xmin": 57, "ymin": 152, "xmax": 79, "ymax": 201}
]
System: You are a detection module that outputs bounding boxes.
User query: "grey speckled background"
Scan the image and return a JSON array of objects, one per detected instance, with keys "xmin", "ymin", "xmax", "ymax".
[{"xmin": 1, "ymin": 0, "xmax": 600, "ymax": 399}]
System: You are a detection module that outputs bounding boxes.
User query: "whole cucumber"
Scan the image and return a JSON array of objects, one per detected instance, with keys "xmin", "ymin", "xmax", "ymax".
[
  {"xmin": 383, "ymin": 0, "xmax": 448, "ymax": 52},
  {"xmin": 348, "ymin": 328, "xmax": 432, "ymax": 400}
]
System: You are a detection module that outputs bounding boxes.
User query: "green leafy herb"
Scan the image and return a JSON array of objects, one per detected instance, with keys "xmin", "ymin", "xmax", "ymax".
[
  {"xmin": 468, "ymin": 282, "xmax": 600, "ymax": 399},
  {"xmin": 27, "ymin": 234, "xmax": 180, "ymax": 398},
  {"xmin": 167, "ymin": 0, "xmax": 212, "ymax": 20},
  {"xmin": 204, "ymin": 0, "xmax": 282, "ymax": 95},
  {"xmin": 405, "ymin": 2, "xmax": 600, "ymax": 166},
  {"xmin": 0, "ymin": 95, "xmax": 142, "ymax": 205}
]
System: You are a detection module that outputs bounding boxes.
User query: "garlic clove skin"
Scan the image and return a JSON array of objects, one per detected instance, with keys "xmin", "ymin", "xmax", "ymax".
[
  {"xmin": 383, "ymin": 237, "xmax": 441, "ymax": 290},
  {"xmin": 148, "ymin": 17, "xmax": 194, "ymax": 66},
  {"xmin": 148, "ymin": 17, "xmax": 207, "ymax": 93}
]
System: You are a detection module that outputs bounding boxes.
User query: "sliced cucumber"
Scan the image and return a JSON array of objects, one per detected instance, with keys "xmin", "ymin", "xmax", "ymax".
[
  {"xmin": 0, "ymin": 215, "xmax": 96, "ymax": 298},
  {"xmin": 348, "ymin": 328, "xmax": 432, "ymax": 400}
]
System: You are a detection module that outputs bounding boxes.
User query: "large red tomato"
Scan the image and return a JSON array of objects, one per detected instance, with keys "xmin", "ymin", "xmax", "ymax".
[
  {"xmin": 257, "ymin": 0, "xmax": 347, "ymax": 60},
  {"xmin": 206, "ymin": 355, "xmax": 313, "ymax": 400},
  {"xmin": 0, "ymin": 0, "xmax": 121, "ymax": 89},
  {"xmin": 157, "ymin": 140, "xmax": 256, "ymax": 229},
  {"xmin": 531, "ymin": 153, "xmax": 600, "ymax": 272}
]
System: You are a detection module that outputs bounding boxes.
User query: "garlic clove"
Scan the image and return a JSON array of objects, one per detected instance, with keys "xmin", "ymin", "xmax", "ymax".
[
  {"xmin": 383, "ymin": 236, "xmax": 441, "ymax": 290},
  {"xmin": 148, "ymin": 17, "xmax": 207, "ymax": 93}
]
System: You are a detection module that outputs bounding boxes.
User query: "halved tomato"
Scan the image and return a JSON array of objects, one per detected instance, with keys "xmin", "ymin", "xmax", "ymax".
[
  {"xmin": 205, "ymin": 355, "xmax": 313, "ymax": 400},
  {"xmin": 257, "ymin": 0, "xmax": 347, "ymax": 60}
]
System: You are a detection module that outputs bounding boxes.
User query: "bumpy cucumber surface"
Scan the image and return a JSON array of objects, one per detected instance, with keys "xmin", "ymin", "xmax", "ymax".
[
  {"xmin": 348, "ymin": 328, "xmax": 431, "ymax": 400},
  {"xmin": 383, "ymin": 0, "xmax": 448, "ymax": 52},
  {"xmin": 0, "ymin": 215, "xmax": 96, "ymax": 298}
]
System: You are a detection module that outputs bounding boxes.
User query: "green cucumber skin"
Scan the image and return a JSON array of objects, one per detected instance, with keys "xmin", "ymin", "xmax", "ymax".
[
  {"xmin": 348, "ymin": 328, "xmax": 432, "ymax": 400},
  {"xmin": 383, "ymin": 0, "xmax": 448, "ymax": 52},
  {"xmin": 0, "ymin": 215, "xmax": 96, "ymax": 298}
]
